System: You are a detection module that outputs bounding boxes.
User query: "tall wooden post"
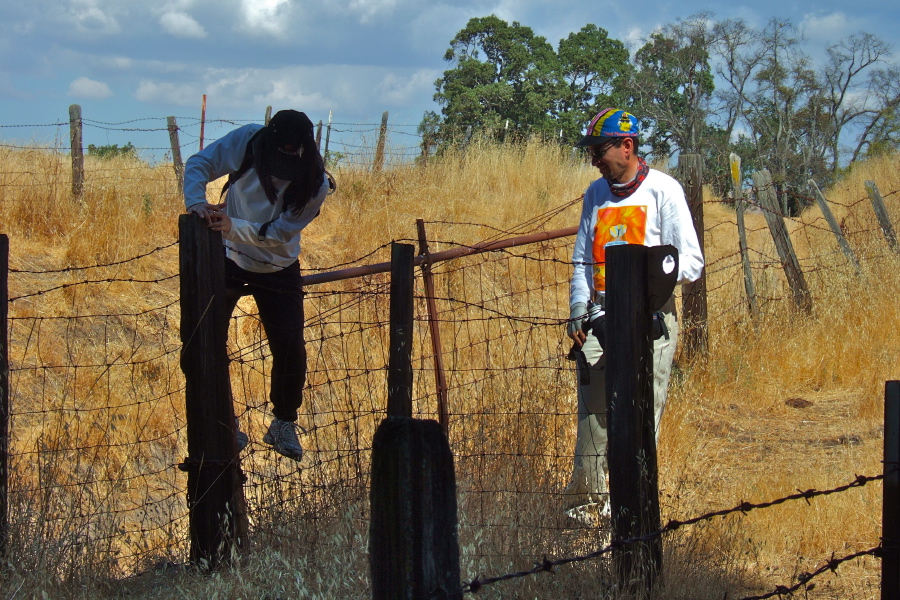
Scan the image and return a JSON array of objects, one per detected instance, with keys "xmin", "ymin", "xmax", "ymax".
[
  {"xmin": 69, "ymin": 104, "xmax": 84, "ymax": 199},
  {"xmin": 678, "ymin": 154, "xmax": 708, "ymax": 357},
  {"xmin": 199, "ymin": 94, "xmax": 207, "ymax": 151},
  {"xmin": 884, "ymin": 381, "xmax": 900, "ymax": 600},
  {"xmin": 731, "ymin": 154, "xmax": 758, "ymax": 318},
  {"xmin": 264, "ymin": 106, "xmax": 272, "ymax": 125},
  {"xmin": 606, "ymin": 244, "xmax": 677, "ymax": 593},
  {"xmin": 753, "ymin": 170, "xmax": 812, "ymax": 314},
  {"xmin": 388, "ymin": 243, "xmax": 414, "ymax": 418},
  {"xmin": 371, "ymin": 243, "xmax": 460, "ymax": 599},
  {"xmin": 374, "ymin": 111, "xmax": 389, "ymax": 172},
  {"xmin": 315, "ymin": 120, "xmax": 323, "ymax": 151},
  {"xmin": 167, "ymin": 117, "xmax": 184, "ymax": 191},
  {"xmin": 808, "ymin": 179, "xmax": 860, "ymax": 272},
  {"xmin": 865, "ymin": 181, "xmax": 899, "ymax": 254},
  {"xmin": 0, "ymin": 235, "xmax": 8, "ymax": 559},
  {"xmin": 178, "ymin": 215, "xmax": 248, "ymax": 569},
  {"xmin": 416, "ymin": 220, "xmax": 449, "ymax": 433},
  {"xmin": 323, "ymin": 110, "xmax": 333, "ymax": 169}
]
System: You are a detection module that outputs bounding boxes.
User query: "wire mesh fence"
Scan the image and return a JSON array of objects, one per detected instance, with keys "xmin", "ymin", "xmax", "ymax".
[{"xmin": 1, "ymin": 141, "xmax": 898, "ymax": 593}]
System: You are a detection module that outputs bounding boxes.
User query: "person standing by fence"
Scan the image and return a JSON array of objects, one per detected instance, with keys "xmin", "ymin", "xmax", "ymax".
[
  {"xmin": 564, "ymin": 108, "xmax": 704, "ymax": 523},
  {"xmin": 183, "ymin": 109, "xmax": 334, "ymax": 461}
]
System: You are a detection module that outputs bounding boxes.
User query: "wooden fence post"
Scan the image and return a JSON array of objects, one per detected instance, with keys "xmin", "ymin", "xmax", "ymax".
[
  {"xmin": 264, "ymin": 106, "xmax": 272, "ymax": 125},
  {"xmin": 0, "ymin": 235, "xmax": 8, "ymax": 559},
  {"xmin": 752, "ymin": 170, "xmax": 812, "ymax": 314},
  {"xmin": 606, "ymin": 244, "xmax": 677, "ymax": 593},
  {"xmin": 315, "ymin": 120, "xmax": 323, "ymax": 151},
  {"xmin": 865, "ymin": 181, "xmax": 899, "ymax": 254},
  {"xmin": 69, "ymin": 104, "xmax": 84, "ymax": 199},
  {"xmin": 374, "ymin": 111, "xmax": 389, "ymax": 172},
  {"xmin": 167, "ymin": 117, "xmax": 184, "ymax": 191},
  {"xmin": 678, "ymin": 154, "xmax": 708, "ymax": 357},
  {"xmin": 416, "ymin": 220, "xmax": 449, "ymax": 433},
  {"xmin": 808, "ymin": 179, "xmax": 860, "ymax": 273},
  {"xmin": 323, "ymin": 110, "xmax": 333, "ymax": 169},
  {"xmin": 730, "ymin": 154, "xmax": 758, "ymax": 318},
  {"xmin": 884, "ymin": 381, "xmax": 900, "ymax": 600},
  {"xmin": 178, "ymin": 215, "xmax": 248, "ymax": 569},
  {"xmin": 199, "ymin": 95, "xmax": 207, "ymax": 151},
  {"xmin": 388, "ymin": 243, "xmax": 414, "ymax": 418},
  {"xmin": 369, "ymin": 418, "xmax": 461, "ymax": 600},
  {"xmin": 371, "ymin": 244, "xmax": 460, "ymax": 599}
]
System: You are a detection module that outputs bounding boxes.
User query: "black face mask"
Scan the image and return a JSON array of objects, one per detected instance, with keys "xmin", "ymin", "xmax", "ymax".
[{"xmin": 258, "ymin": 110, "xmax": 314, "ymax": 181}]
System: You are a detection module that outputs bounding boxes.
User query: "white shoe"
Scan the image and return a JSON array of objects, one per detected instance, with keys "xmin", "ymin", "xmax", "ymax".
[{"xmin": 263, "ymin": 418, "xmax": 304, "ymax": 461}]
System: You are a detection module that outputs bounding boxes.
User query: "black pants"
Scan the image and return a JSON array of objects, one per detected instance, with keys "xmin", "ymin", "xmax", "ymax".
[{"xmin": 223, "ymin": 258, "xmax": 306, "ymax": 422}]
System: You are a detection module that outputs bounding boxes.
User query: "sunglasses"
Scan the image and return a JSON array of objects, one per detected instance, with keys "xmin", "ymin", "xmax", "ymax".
[{"xmin": 588, "ymin": 139, "xmax": 624, "ymax": 160}]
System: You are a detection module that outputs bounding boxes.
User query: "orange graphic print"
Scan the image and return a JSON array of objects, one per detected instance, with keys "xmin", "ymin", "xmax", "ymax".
[{"xmin": 591, "ymin": 205, "xmax": 648, "ymax": 291}]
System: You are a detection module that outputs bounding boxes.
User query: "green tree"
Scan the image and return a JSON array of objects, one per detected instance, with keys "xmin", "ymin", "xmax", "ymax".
[
  {"xmin": 433, "ymin": 16, "xmax": 559, "ymax": 139},
  {"xmin": 555, "ymin": 25, "xmax": 632, "ymax": 143},
  {"xmin": 631, "ymin": 13, "xmax": 718, "ymax": 158},
  {"xmin": 427, "ymin": 16, "xmax": 632, "ymax": 147}
]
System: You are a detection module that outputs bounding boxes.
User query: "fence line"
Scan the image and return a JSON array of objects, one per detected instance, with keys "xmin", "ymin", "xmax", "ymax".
[{"xmin": 0, "ymin": 169, "xmax": 898, "ymax": 594}]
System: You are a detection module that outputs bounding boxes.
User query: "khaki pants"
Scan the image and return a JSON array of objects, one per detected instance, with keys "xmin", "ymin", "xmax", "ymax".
[{"xmin": 563, "ymin": 300, "xmax": 678, "ymax": 509}]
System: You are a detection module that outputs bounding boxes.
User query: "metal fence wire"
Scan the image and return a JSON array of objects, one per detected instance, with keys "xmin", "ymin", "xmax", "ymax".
[{"xmin": 2, "ymin": 179, "xmax": 899, "ymax": 593}]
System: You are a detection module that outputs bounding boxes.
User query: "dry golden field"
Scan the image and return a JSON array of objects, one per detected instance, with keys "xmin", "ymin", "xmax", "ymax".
[{"xmin": 0, "ymin": 138, "xmax": 899, "ymax": 599}]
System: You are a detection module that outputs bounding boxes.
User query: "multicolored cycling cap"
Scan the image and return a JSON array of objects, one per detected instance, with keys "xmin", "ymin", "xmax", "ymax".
[{"xmin": 576, "ymin": 108, "xmax": 640, "ymax": 147}]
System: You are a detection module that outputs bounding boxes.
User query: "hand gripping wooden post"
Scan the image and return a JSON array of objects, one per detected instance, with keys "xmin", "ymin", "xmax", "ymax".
[
  {"xmin": 606, "ymin": 243, "xmax": 678, "ymax": 594},
  {"xmin": 178, "ymin": 215, "xmax": 248, "ymax": 569},
  {"xmin": 370, "ymin": 242, "xmax": 461, "ymax": 600}
]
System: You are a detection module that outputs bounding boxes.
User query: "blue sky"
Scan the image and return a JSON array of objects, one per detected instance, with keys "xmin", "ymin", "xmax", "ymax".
[{"xmin": 1, "ymin": 0, "xmax": 898, "ymax": 162}]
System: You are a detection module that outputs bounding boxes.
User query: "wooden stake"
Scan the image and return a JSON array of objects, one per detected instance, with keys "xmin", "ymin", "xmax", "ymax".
[
  {"xmin": 808, "ymin": 179, "xmax": 860, "ymax": 272},
  {"xmin": 69, "ymin": 104, "xmax": 84, "ymax": 199},
  {"xmin": 731, "ymin": 154, "xmax": 758, "ymax": 318},
  {"xmin": 753, "ymin": 170, "xmax": 812, "ymax": 314}
]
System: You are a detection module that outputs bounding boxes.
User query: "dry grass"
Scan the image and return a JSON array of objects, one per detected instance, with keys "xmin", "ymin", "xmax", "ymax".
[{"xmin": 0, "ymin": 138, "xmax": 898, "ymax": 598}]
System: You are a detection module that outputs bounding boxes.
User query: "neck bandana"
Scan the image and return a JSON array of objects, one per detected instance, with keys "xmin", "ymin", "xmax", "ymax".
[{"xmin": 607, "ymin": 157, "xmax": 649, "ymax": 198}]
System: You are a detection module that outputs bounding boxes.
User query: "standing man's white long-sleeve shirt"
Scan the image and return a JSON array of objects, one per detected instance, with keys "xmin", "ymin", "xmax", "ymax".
[{"xmin": 569, "ymin": 168, "xmax": 705, "ymax": 308}]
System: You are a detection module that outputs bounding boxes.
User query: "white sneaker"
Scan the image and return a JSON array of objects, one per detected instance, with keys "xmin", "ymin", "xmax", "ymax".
[
  {"xmin": 263, "ymin": 418, "xmax": 304, "ymax": 461},
  {"xmin": 564, "ymin": 502, "xmax": 610, "ymax": 527}
]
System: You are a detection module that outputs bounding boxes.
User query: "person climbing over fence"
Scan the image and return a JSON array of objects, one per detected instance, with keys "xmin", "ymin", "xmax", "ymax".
[
  {"xmin": 182, "ymin": 109, "xmax": 335, "ymax": 461},
  {"xmin": 564, "ymin": 108, "xmax": 704, "ymax": 523}
]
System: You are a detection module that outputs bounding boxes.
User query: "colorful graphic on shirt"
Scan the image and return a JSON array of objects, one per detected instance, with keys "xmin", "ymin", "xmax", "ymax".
[{"xmin": 592, "ymin": 205, "xmax": 648, "ymax": 291}]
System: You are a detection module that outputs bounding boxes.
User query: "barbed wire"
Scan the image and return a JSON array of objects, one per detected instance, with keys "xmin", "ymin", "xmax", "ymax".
[{"xmin": 455, "ymin": 471, "xmax": 887, "ymax": 596}]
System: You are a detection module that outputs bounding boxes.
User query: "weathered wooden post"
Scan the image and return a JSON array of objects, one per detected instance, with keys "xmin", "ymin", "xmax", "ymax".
[
  {"xmin": 264, "ymin": 106, "xmax": 272, "ymax": 125},
  {"xmin": 374, "ymin": 111, "xmax": 389, "ymax": 172},
  {"xmin": 416, "ymin": 221, "xmax": 450, "ymax": 433},
  {"xmin": 606, "ymin": 243, "xmax": 678, "ymax": 593},
  {"xmin": 315, "ymin": 120, "xmax": 323, "ymax": 151},
  {"xmin": 731, "ymin": 154, "xmax": 758, "ymax": 319},
  {"xmin": 199, "ymin": 94, "xmax": 207, "ymax": 151},
  {"xmin": 0, "ymin": 235, "xmax": 8, "ymax": 558},
  {"xmin": 323, "ymin": 110, "xmax": 333, "ymax": 169},
  {"xmin": 865, "ymin": 181, "xmax": 899, "ymax": 254},
  {"xmin": 808, "ymin": 179, "xmax": 860, "ymax": 273},
  {"xmin": 178, "ymin": 215, "xmax": 248, "ymax": 569},
  {"xmin": 167, "ymin": 117, "xmax": 184, "ymax": 191},
  {"xmin": 69, "ymin": 104, "xmax": 84, "ymax": 199},
  {"xmin": 753, "ymin": 170, "xmax": 812, "ymax": 314},
  {"xmin": 884, "ymin": 381, "xmax": 900, "ymax": 600},
  {"xmin": 370, "ymin": 242, "xmax": 461, "ymax": 600},
  {"xmin": 388, "ymin": 243, "xmax": 414, "ymax": 418},
  {"xmin": 678, "ymin": 154, "xmax": 708, "ymax": 357}
]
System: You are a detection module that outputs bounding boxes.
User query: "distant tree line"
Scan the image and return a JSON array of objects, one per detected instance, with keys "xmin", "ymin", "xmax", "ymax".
[{"xmin": 420, "ymin": 14, "xmax": 900, "ymax": 212}]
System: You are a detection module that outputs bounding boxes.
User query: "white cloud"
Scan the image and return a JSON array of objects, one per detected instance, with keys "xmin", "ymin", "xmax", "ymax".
[
  {"xmin": 69, "ymin": 76, "xmax": 113, "ymax": 99},
  {"xmin": 799, "ymin": 11, "xmax": 863, "ymax": 44},
  {"xmin": 69, "ymin": 0, "xmax": 121, "ymax": 34},
  {"xmin": 160, "ymin": 11, "xmax": 207, "ymax": 38},
  {"xmin": 240, "ymin": 0, "xmax": 291, "ymax": 35},
  {"xmin": 349, "ymin": 0, "xmax": 399, "ymax": 23},
  {"xmin": 376, "ymin": 69, "xmax": 438, "ymax": 105},
  {"xmin": 134, "ymin": 79, "xmax": 200, "ymax": 105}
]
